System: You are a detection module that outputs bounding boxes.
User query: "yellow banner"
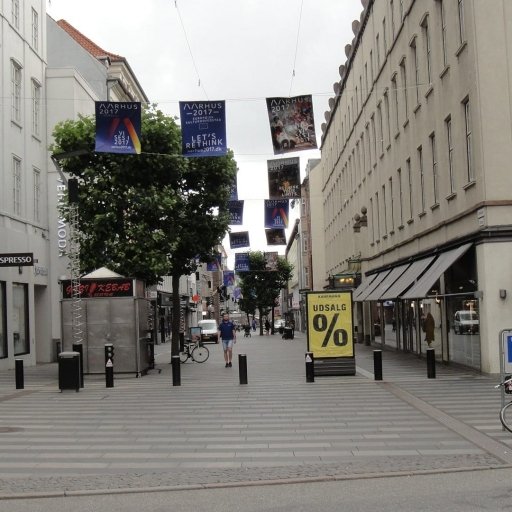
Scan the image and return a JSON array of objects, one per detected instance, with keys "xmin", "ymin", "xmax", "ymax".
[{"xmin": 307, "ymin": 292, "xmax": 353, "ymax": 358}]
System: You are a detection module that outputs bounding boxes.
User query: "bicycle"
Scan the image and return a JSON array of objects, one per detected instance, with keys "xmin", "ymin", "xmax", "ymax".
[
  {"xmin": 179, "ymin": 341, "xmax": 209, "ymax": 363},
  {"xmin": 495, "ymin": 376, "xmax": 512, "ymax": 433}
]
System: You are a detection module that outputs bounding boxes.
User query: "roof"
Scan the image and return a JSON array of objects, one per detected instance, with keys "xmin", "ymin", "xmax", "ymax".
[{"xmin": 56, "ymin": 19, "xmax": 124, "ymax": 62}]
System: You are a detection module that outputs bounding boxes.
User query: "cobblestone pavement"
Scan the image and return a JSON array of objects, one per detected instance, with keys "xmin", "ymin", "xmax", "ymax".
[{"xmin": 0, "ymin": 333, "xmax": 510, "ymax": 498}]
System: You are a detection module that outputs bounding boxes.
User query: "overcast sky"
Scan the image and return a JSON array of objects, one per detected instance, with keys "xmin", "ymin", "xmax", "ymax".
[{"xmin": 46, "ymin": 0, "xmax": 364, "ymax": 266}]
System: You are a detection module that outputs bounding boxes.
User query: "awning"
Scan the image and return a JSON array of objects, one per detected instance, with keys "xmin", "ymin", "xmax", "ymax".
[
  {"xmin": 364, "ymin": 263, "xmax": 410, "ymax": 301},
  {"xmin": 401, "ymin": 243, "xmax": 472, "ymax": 299},
  {"xmin": 357, "ymin": 270, "xmax": 391, "ymax": 301},
  {"xmin": 352, "ymin": 273, "xmax": 379, "ymax": 302},
  {"xmin": 380, "ymin": 256, "xmax": 435, "ymax": 300}
]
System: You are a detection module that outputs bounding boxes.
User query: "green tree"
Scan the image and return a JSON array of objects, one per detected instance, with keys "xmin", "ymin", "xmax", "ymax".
[
  {"xmin": 237, "ymin": 252, "xmax": 293, "ymax": 335},
  {"xmin": 51, "ymin": 106, "xmax": 237, "ymax": 355}
]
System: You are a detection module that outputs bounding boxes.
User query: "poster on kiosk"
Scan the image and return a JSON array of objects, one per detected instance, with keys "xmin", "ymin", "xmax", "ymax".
[{"xmin": 306, "ymin": 291, "xmax": 355, "ymax": 375}]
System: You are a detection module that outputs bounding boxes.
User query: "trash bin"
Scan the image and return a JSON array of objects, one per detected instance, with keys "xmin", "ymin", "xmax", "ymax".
[
  {"xmin": 283, "ymin": 327, "xmax": 294, "ymax": 339},
  {"xmin": 373, "ymin": 323, "xmax": 381, "ymax": 337},
  {"xmin": 58, "ymin": 351, "xmax": 80, "ymax": 392}
]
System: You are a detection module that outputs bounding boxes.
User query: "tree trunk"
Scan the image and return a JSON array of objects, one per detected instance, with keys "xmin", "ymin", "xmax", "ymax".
[{"xmin": 171, "ymin": 273, "xmax": 181, "ymax": 357}]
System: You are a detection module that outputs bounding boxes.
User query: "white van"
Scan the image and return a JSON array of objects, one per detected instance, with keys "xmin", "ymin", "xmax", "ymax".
[
  {"xmin": 453, "ymin": 310, "xmax": 479, "ymax": 334},
  {"xmin": 198, "ymin": 319, "xmax": 219, "ymax": 343}
]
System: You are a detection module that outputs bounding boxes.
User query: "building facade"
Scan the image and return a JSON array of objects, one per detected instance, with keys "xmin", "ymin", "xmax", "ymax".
[{"xmin": 316, "ymin": 0, "xmax": 512, "ymax": 373}]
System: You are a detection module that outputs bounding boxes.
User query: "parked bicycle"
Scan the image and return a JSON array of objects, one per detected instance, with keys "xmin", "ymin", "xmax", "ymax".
[
  {"xmin": 495, "ymin": 376, "xmax": 512, "ymax": 433},
  {"xmin": 179, "ymin": 341, "xmax": 209, "ymax": 364}
]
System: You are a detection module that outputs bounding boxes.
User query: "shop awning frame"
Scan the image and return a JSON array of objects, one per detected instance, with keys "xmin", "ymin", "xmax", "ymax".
[{"xmin": 364, "ymin": 263, "xmax": 411, "ymax": 301}]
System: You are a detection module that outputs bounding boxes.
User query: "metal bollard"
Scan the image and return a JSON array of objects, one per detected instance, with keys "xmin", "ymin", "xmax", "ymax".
[
  {"xmin": 171, "ymin": 355, "xmax": 181, "ymax": 386},
  {"xmin": 373, "ymin": 350, "xmax": 383, "ymax": 381},
  {"xmin": 427, "ymin": 348, "xmax": 436, "ymax": 379},
  {"xmin": 15, "ymin": 359, "xmax": 24, "ymax": 389},
  {"xmin": 72, "ymin": 343, "xmax": 84, "ymax": 388},
  {"xmin": 238, "ymin": 354, "xmax": 248, "ymax": 385},
  {"xmin": 305, "ymin": 352, "xmax": 315, "ymax": 383}
]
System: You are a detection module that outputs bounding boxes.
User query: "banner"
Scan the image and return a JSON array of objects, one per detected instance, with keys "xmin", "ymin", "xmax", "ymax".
[
  {"xmin": 229, "ymin": 180, "xmax": 238, "ymax": 200},
  {"xmin": 265, "ymin": 251, "xmax": 279, "ymax": 271},
  {"xmin": 264, "ymin": 200, "xmax": 289, "ymax": 229},
  {"xmin": 266, "ymin": 95, "xmax": 317, "ymax": 154},
  {"xmin": 206, "ymin": 254, "xmax": 221, "ymax": 271},
  {"xmin": 228, "ymin": 200, "xmax": 244, "ymax": 225},
  {"xmin": 306, "ymin": 291, "xmax": 354, "ymax": 359},
  {"xmin": 267, "ymin": 157, "xmax": 301, "ymax": 199},
  {"xmin": 95, "ymin": 102, "xmax": 141, "ymax": 154},
  {"xmin": 235, "ymin": 252, "xmax": 250, "ymax": 272},
  {"xmin": 265, "ymin": 228, "xmax": 286, "ymax": 246},
  {"xmin": 179, "ymin": 101, "xmax": 227, "ymax": 157},
  {"xmin": 229, "ymin": 231, "xmax": 250, "ymax": 249},
  {"xmin": 223, "ymin": 270, "xmax": 235, "ymax": 287}
]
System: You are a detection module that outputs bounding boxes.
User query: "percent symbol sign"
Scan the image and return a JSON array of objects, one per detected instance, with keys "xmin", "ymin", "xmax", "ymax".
[{"xmin": 313, "ymin": 313, "xmax": 348, "ymax": 347}]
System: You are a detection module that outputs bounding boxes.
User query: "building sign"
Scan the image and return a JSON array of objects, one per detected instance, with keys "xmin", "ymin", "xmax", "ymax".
[
  {"xmin": 0, "ymin": 253, "xmax": 34, "ymax": 267},
  {"xmin": 306, "ymin": 291, "xmax": 354, "ymax": 359},
  {"xmin": 62, "ymin": 279, "xmax": 134, "ymax": 299}
]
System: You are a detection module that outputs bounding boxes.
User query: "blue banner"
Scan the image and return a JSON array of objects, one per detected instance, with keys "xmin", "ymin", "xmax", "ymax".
[
  {"xmin": 179, "ymin": 101, "xmax": 227, "ymax": 157},
  {"xmin": 265, "ymin": 228, "xmax": 286, "ymax": 246},
  {"xmin": 235, "ymin": 253, "xmax": 250, "ymax": 272},
  {"xmin": 268, "ymin": 157, "xmax": 301, "ymax": 199},
  {"xmin": 228, "ymin": 200, "xmax": 244, "ymax": 225},
  {"xmin": 265, "ymin": 252, "xmax": 279, "ymax": 271},
  {"xmin": 223, "ymin": 270, "xmax": 235, "ymax": 287},
  {"xmin": 264, "ymin": 200, "xmax": 289, "ymax": 228},
  {"xmin": 229, "ymin": 180, "xmax": 238, "ymax": 200},
  {"xmin": 206, "ymin": 254, "xmax": 221, "ymax": 271},
  {"xmin": 229, "ymin": 231, "xmax": 250, "ymax": 249},
  {"xmin": 95, "ymin": 102, "xmax": 142, "ymax": 154}
]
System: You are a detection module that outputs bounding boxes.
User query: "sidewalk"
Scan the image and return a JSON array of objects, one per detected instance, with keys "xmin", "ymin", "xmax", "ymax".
[{"xmin": 0, "ymin": 331, "xmax": 510, "ymax": 498}]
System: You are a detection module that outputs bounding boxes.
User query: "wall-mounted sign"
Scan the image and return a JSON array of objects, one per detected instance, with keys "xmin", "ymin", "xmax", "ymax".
[
  {"xmin": 62, "ymin": 278, "xmax": 134, "ymax": 299},
  {"xmin": 0, "ymin": 253, "xmax": 34, "ymax": 267}
]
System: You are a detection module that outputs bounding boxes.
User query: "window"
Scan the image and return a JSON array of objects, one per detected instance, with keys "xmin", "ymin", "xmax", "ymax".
[
  {"xmin": 376, "ymin": 34, "xmax": 381, "ymax": 69},
  {"xmin": 446, "ymin": 116, "xmax": 455, "ymax": 193},
  {"xmin": 377, "ymin": 103, "xmax": 384, "ymax": 154},
  {"xmin": 361, "ymin": 132, "xmax": 366, "ymax": 173},
  {"xmin": 422, "ymin": 16, "xmax": 432, "ymax": 85},
  {"xmin": 0, "ymin": 282, "xmax": 6, "ymax": 358},
  {"xmin": 391, "ymin": 75, "xmax": 400, "ymax": 132},
  {"xmin": 411, "ymin": 38, "xmax": 420, "ymax": 105},
  {"xmin": 32, "ymin": 8, "xmax": 39, "ymax": 51},
  {"xmin": 390, "ymin": 0, "xmax": 396, "ymax": 38},
  {"xmin": 370, "ymin": 50, "xmax": 374, "ymax": 84},
  {"xmin": 371, "ymin": 115, "xmax": 377, "ymax": 164},
  {"xmin": 365, "ymin": 63, "xmax": 369, "ymax": 97},
  {"xmin": 13, "ymin": 156, "xmax": 22, "ymax": 216},
  {"xmin": 463, "ymin": 98, "xmax": 474, "ymax": 182},
  {"xmin": 430, "ymin": 133, "xmax": 438, "ymax": 204},
  {"xmin": 389, "ymin": 177, "xmax": 395, "ymax": 231},
  {"xmin": 439, "ymin": 0, "xmax": 448, "ymax": 67},
  {"xmin": 397, "ymin": 168, "xmax": 404, "ymax": 226},
  {"xmin": 32, "ymin": 80, "xmax": 41, "ymax": 136},
  {"xmin": 383, "ymin": 18, "xmax": 387, "ymax": 54},
  {"xmin": 399, "ymin": 0, "xmax": 404, "ymax": 21},
  {"xmin": 11, "ymin": 0, "xmax": 19, "ymax": 29},
  {"xmin": 360, "ymin": 75, "xmax": 363, "ymax": 106},
  {"xmin": 33, "ymin": 168, "xmax": 41, "ymax": 222},
  {"xmin": 458, "ymin": 0, "xmax": 466, "ymax": 45},
  {"xmin": 384, "ymin": 91, "xmax": 391, "ymax": 147},
  {"xmin": 375, "ymin": 192, "xmax": 381, "ymax": 239},
  {"xmin": 382, "ymin": 185, "xmax": 388, "ymax": 235},
  {"xmin": 11, "ymin": 60, "xmax": 22, "ymax": 123},
  {"xmin": 406, "ymin": 158, "xmax": 413, "ymax": 219},
  {"xmin": 13, "ymin": 283, "xmax": 29, "ymax": 356},
  {"xmin": 418, "ymin": 146, "xmax": 425, "ymax": 213},
  {"xmin": 400, "ymin": 58, "xmax": 409, "ymax": 121},
  {"xmin": 369, "ymin": 198, "xmax": 375, "ymax": 242},
  {"xmin": 366, "ymin": 124, "xmax": 372, "ymax": 170}
]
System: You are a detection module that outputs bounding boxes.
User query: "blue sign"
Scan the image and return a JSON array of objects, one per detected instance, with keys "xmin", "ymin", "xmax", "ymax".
[
  {"xmin": 235, "ymin": 253, "xmax": 250, "ymax": 272},
  {"xmin": 229, "ymin": 231, "xmax": 250, "ymax": 249},
  {"xmin": 206, "ymin": 254, "xmax": 221, "ymax": 271},
  {"xmin": 508, "ymin": 335, "xmax": 512, "ymax": 363},
  {"xmin": 264, "ymin": 200, "xmax": 289, "ymax": 228},
  {"xmin": 95, "ymin": 102, "xmax": 141, "ymax": 154},
  {"xmin": 179, "ymin": 101, "xmax": 227, "ymax": 157},
  {"xmin": 228, "ymin": 200, "xmax": 244, "ymax": 225}
]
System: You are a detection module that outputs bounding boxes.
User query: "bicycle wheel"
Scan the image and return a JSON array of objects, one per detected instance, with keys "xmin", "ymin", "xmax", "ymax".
[
  {"xmin": 192, "ymin": 345, "xmax": 209, "ymax": 363},
  {"xmin": 179, "ymin": 350, "xmax": 189, "ymax": 363},
  {"xmin": 499, "ymin": 401, "xmax": 512, "ymax": 433}
]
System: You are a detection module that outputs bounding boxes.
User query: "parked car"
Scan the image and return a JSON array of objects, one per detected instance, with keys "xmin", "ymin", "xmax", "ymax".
[
  {"xmin": 197, "ymin": 319, "xmax": 219, "ymax": 343},
  {"xmin": 453, "ymin": 310, "xmax": 479, "ymax": 334}
]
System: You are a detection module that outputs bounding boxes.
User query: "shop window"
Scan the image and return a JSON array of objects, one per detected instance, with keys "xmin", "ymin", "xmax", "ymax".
[
  {"xmin": 13, "ymin": 283, "xmax": 29, "ymax": 355},
  {"xmin": 0, "ymin": 282, "xmax": 6, "ymax": 358}
]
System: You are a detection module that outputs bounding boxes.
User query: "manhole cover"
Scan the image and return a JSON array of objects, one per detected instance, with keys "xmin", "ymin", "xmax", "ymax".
[{"xmin": 0, "ymin": 427, "xmax": 24, "ymax": 433}]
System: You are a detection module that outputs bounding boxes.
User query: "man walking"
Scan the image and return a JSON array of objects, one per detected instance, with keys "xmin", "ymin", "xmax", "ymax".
[{"xmin": 218, "ymin": 313, "xmax": 236, "ymax": 367}]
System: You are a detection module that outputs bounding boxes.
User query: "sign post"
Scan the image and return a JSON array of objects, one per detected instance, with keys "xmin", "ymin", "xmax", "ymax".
[{"xmin": 306, "ymin": 291, "xmax": 355, "ymax": 376}]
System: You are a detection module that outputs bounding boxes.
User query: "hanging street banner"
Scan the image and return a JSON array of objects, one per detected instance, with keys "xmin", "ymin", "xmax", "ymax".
[
  {"xmin": 229, "ymin": 231, "xmax": 250, "ymax": 249},
  {"xmin": 267, "ymin": 157, "xmax": 301, "ymax": 199},
  {"xmin": 228, "ymin": 200, "xmax": 244, "ymax": 225},
  {"xmin": 223, "ymin": 270, "xmax": 235, "ymax": 287},
  {"xmin": 265, "ymin": 228, "xmax": 286, "ymax": 246},
  {"xmin": 266, "ymin": 94, "xmax": 317, "ymax": 154},
  {"xmin": 206, "ymin": 254, "xmax": 222, "ymax": 271},
  {"xmin": 234, "ymin": 252, "xmax": 250, "ymax": 272},
  {"xmin": 264, "ymin": 251, "xmax": 279, "ymax": 271},
  {"xmin": 179, "ymin": 101, "xmax": 227, "ymax": 157},
  {"xmin": 306, "ymin": 291, "xmax": 354, "ymax": 359},
  {"xmin": 95, "ymin": 102, "xmax": 142, "ymax": 154},
  {"xmin": 229, "ymin": 179, "xmax": 238, "ymax": 200},
  {"xmin": 264, "ymin": 199, "xmax": 289, "ymax": 229}
]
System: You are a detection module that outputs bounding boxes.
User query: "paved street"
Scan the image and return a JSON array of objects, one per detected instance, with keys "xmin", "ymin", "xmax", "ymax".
[{"xmin": 0, "ymin": 331, "xmax": 510, "ymax": 499}]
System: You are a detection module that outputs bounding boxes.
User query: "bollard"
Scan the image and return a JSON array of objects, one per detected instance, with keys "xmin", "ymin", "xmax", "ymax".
[
  {"xmin": 238, "ymin": 354, "xmax": 248, "ymax": 385},
  {"xmin": 72, "ymin": 343, "xmax": 84, "ymax": 388},
  {"xmin": 171, "ymin": 355, "xmax": 181, "ymax": 386},
  {"xmin": 373, "ymin": 350, "xmax": 383, "ymax": 381},
  {"xmin": 427, "ymin": 348, "xmax": 436, "ymax": 379},
  {"xmin": 105, "ymin": 343, "xmax": 114, "ymax": 388},
  {"xmin": 305, "ymin": 352, "xmax": 315, "ymax": 383},
  {"xmin": 15, "ymin": 359, "xmax": 24, "ymax": 389}
]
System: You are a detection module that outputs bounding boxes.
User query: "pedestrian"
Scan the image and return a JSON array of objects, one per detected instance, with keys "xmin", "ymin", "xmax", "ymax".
[
  {"xmin": 251, "ymin": 318, "xmax": 256, "ymax": 332},
  {"xmin": 218, "ymin": 313, "xmax": 236, "ymax": 367},
  {"xmin": 264, "ymin": 318, "xmax": 270, "ymax": 335},
  {"xmin": 423, "ymin": 312, "xmax": 435, "ymax": 347}
]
